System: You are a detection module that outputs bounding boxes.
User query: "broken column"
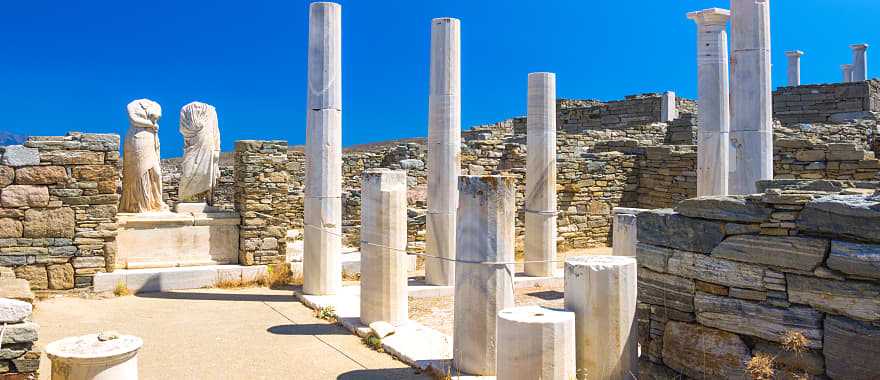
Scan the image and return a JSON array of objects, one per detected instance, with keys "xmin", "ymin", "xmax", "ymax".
[
  {"xmin": 453, "ymin": 175, "xmax": 516, "ymax": 375},
  {"xmin": 785, "ymin": 50, "xmax": 804, "ymax": 86},
  {"xmin": 612, "ymin": 207, "xmax": 643, "ymax": 257},
  {"xmin": 425, "ymin": 17, "xmax": 461, "ymax": 286},
  {"xmin": 729, "ymin": 0, "xmax": 773, "ymax": 195},
  {"xmin": 496, "ymin": 306, "xmax": 576, "ymax": 380},
  {"xmin": 661, "ymin": 91, "xmax": 678, "ymax": 122},
  {"xmin": 842, "ymin": 64, "xmax": 854, "ymax": 83},
  {"xmin": 524, "ymin": 72, "xmax": 557, "ymax": 277},
  {"xmin": 359, "ymin": 169, "xmax": 408, "ymax": 326},
  {"xmin": 851, "ymin": 43, "xmax": 869, "ymax": 81},
  {"xmin": 46, "ymin": 332, "xmax": 143, "ymax": 380},
  {"xmin": 689, "ymin": 8, "xmax": 730, "ymax": 197},
  {"xmin": 304, "ymin": 1, "xmax": 342, "ymax": 295},
  {"xmin": 564, "ymin": 256, "xmax": 638, "ymax": 380}
]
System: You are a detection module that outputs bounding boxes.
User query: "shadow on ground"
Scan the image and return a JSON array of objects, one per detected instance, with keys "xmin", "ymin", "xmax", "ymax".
[
  {"xmin": 267, "ymin": 323, "xmax": 351, "ymax": 336},
  {"xmin": 135, "ymin": 288, "xmax": 297, "ymax": 303},
  {"xmin": 524, "ymin": 290, "xmax": 564, "ymax": 300},
  {"xmin": 337, "ymin": 367, "xmax": 431, "ymax": 380}
]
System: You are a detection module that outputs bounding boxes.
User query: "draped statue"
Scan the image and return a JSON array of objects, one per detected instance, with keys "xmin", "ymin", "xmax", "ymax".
[
  {"xmin": 178, "ymin": 102, "xmax": 221, "ymax": 204},
  {"xmin": 120, "ymin": 99, "xmax": 166, "ymax": 213}
]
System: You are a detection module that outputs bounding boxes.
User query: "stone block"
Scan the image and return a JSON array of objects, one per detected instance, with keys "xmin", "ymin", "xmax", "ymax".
[
  {"xmin": 827, "ymin": 240, "xmax": 880, "ymax": 280},
  {"xmin": 824, "ymin": 315, "xmax": 880, "ymax": 380},
  {"xmin": 1, "ymin": 185, "xmax": 49, "ymax": 208},
  {"xmin": 12, "ymin": 350, "xmax": 40, "ymax": 372},
  {"xmin": 0, "ymin": 322, "xmax": 37, "ymax": 344},
  {"xmin": 0, "ymin": 299, "xmax": 31, "ymax": 324},
  {"xmin": 495, "ymin": 306, "xmax": 575, "ymax": 380},
  {"xmin": 710, "ymin": 235, "xmax": 828, "ymax": 271},
  {"xmin": 788, "ymin": 274, "xmax": 880, "ymax": 321},
  {"xmin": 23, "ymin": 208, "xmax": 74, "ymax": 238},
  {"xmin": 13, "ymin": 266, "xmax": 47, "ymax": 290},
  {"xmin": 674, "ymin": 195, "xmax": 772, "ymax": 222},
  {"xmin": 636, "ymin": 209, "xmax": 725, "ymax": 253},
  {"xmin": 46, "ymin": 263, "xmax": 74, "ymax": 290},
  {"xmin": 13, "ymin": 166, "xmax": 66, "ymax": 185},
  {"xmin": 668, "ymin": 250, "xmax": 766, "ymax": 290},
  {"xmin": 637, "ymin": 268, "xmax": 694, "ymax": 313},
  {"xmin": 0, "ymin": 219, "xmax": 22, "ymax": 239},
  {"xmin": 41, "ymin": 150, "xmax": 103, "ymax": 165},
  {"xmin": 797, "ymin": 194, "xmax": 880, "ymax": 243},
  {"xmin": 71, "ymin": 256, "xmax": 105, "ymax": 269},
  {"xmin": 634, "ymin": 243, "xmax": 670, "ymax": 273},
  {"xmin": 71, "ymin": 165, "xmax": 116, "ymax": 181},
  {"xmin": 0, "ymin": 279, "xmax": 34, "ymax": 304},
  {"xmin": 0, "ymin": 146, "xmax": 39, "ymax": 167},
  {"xmin": 752, "ymin": 340, "xmax": 825, "ymax": 376},
  {"xmin": 0, "ymin": 166, "xmax": 13, "ymax": 187},
  {"xmin": 694, "ymin": 292, "xmax": 823, "ymax": 348},
  {"xmin": 661, "ymin": 321, "xmax": 750, "ymax": 379}
]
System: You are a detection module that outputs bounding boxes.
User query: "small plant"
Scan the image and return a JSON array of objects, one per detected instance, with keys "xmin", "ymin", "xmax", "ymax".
[
  {"xmin": 215, "ymin": 278, "xmax": 244, "ymax": 289},
  {"xmin": 746, "ymin": 352, "xmax": 776, "ymax": 380},
  {"xmin": 781, "ymin": 330, "xmax": 809, "ymax": 354},
  {"xmin": 113, "ymin": 281, "xmax": 131, "ymax": 297},
  {"xmin": 362, "ymin": 333, "xmax": 383, "ymax": 352},
  {"xmin": 259, "ymin": 264, "xmax": 293, "ymax": 288},
  {"xmin": 342, "ymin": 271, "xmax": 361, "ymax": 281},
  {"xmin": 314, "ymin": 305, "xmax": 337, "ymax": 323}
]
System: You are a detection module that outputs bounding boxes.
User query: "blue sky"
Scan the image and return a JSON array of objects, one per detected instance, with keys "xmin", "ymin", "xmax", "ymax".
[{"xmin": 0, "ymin": 1, "xmax": 877, "ymax": 156}]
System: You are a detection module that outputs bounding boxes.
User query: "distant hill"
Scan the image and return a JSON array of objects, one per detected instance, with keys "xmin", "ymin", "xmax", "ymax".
[{"xmin": 0, "ymin": 131, "xmax": 27, "ymax": 146}]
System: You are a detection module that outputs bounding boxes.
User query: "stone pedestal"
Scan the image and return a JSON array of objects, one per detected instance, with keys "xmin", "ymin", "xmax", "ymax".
[
  {"xmin": 564, "ymin": 256, "xmax": 638, "ymax": 380},
  {"xmin": 117, "ymin": 211, "xmax": 240, "ymax": 269},
  {"xmin": 851, "ymin": 43, "xmax": 869, "ymax": 81},
  {"xmin": 612, "ymin": 207, "xmax": 644, "ymax": 257},
  {"xmin": 524, "ymin": 72, "xmax": 557, "ymax": 277},
  {"xmin": 689, "ymin": 8, "xmax": 731, "ymax": 197},
  {"xmin": 661, "ymin": 91, "xmax": 678, "ymax": 122},
  {"xmin": 46, "ymin": 333, "xmax": 143, "ymax": 380},
  {"xmin": 425, "ymin": 17, "xmax": 461, "ymax": 286},
  {"xmin": 359, "ymin": 169, "xmax": 408, "ymax": 326},
  {"xmin": 842, "ymin": 64, "xmax": 854, "ymax": 83},
  {"xmin": 730, "ymin": 0, "xmax": 773, "ymax": 195},
  {"xmin": 785, "ymin": 50, "xmax": 803, "ymax": 86},
  {"xmin": 453, "ymin": 175, "xmax": 516, "ymax": 375},
  {"xmin": 496, "ymin": 306, "xmax": 576, "ymax": 380},
  {"xmin": 304, "ymin": 2, "xmax": 343, "ymax": 295}
]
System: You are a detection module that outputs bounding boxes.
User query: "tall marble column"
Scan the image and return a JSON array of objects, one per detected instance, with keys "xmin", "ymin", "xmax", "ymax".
[
  {"xmin": 851, "ymin": 43, "xmax": 869, "ymax": 81},
  {"xmin": 689, "ymin": 8, "xmax": 730, "ymax": 197},
  {"xmin": 304, "ymin": 1, "xmax": 342, "ymax": 295},
  {"xmin": 360, "ymin": 169, "xmax": 408, "ymax": 326},
  {"xmin": 785, "ymin": 50, "xmax": 804, "ymax": 86},
  {"xmin": 730, "ymin": 0, "xmax": 773, "ymax": 195},
  {"xmin": 842, "ymin": 64, "xmax": 854, "ymax": 83},
  {"xmin": 425, "ymin": 17, "xmax": 461, "ymax": 286},
  {"xmin": 453, "ymin": 176, "xmax": 516, "ymax": 375},
  {"xmin": 524, "ymin": 72, "xmax": 557, "ymax": 277}
]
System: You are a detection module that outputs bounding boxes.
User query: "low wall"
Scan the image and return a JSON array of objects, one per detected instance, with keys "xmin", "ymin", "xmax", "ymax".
[
  {"xmin": 635, "ymin": 185, "xmax": 880, "ymax": 379},
  {"xmin": 773, "ymin": 80, "xmax": 880, "ymax": 125},
  {"xmin": 234, "ymin": 140, "xmax": 289, "ymax": 265}
]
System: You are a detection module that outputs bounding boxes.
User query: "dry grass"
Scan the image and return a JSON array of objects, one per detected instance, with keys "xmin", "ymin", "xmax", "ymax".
[
  {"xmin": 342, "ymin": 271, "xmax": 361, "ymax": 281},
  {"xmin": 781, "ymin": 330, "xmax": 809, "ymax": 354},
  {"xmin": 113, "ymin": 281, "xmax": 131, "ymax": 297},
  {"xmin": 746, "ymin": 352, "xmax": 776, "ymax": 380},
  {"xmin": 314, "ymin": 305, "xmax": 337, "ymax": 323},
  {"xmin": 259, "ymin": 264, "xmax": 293, "ymax": 288}
]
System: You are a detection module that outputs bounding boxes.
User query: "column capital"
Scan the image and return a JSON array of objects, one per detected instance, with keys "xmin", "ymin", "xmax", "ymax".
[
  {"xmin": 850, "ymin": 43, "xmax": 869, "ymax": 51},
  {"xmin": 687, "ymin": 8, "xmax": 730, "ymax": 25},
  {"xmin": 785, "ymin": 50, "xmax": 804, "ymax": 58}
]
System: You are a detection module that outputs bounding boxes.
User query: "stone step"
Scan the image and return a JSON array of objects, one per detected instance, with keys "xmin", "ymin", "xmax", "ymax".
[{"xmin": 93, "ymin": 265, "xmax": 268, "ymax": 294}]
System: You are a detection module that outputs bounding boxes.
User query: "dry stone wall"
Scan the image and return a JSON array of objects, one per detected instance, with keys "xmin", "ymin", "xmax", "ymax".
[
  {"xmin": 773, "ymin": 80, "xmax": 880, "ymax": 125},
  {"xmin": 635, "ymin": 181, "xmax": 880, "ymax": 380},
  {"xmin": 161, "ymin": 161, "xmax": 234, "ymax": 211},
  {"xmin": 234, "ymin": 140, "xmax": 289, "ymax": 265}
]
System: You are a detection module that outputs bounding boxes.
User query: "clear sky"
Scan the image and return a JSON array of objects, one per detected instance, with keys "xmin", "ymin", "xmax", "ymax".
[{"xmin": 0, "ymin": 1, "xmax": 877, "ymax": 156}]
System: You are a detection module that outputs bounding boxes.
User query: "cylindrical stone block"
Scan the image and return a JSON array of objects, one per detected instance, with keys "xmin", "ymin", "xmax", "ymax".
[
  {"xmin": 496, "ymin": 306, "xmax": 576, "ymax": 380},
  {"xmin": 851, "ymin": 43, "xmax": 869, "ymax": 82},
  {"xmin": 524, "ymin": 72, "xmax": 557, "ymax": 277},
  {"xmin": 307, "ymin": 2, "xmax": 341, "ymax": 110},
  {"xmin": 453, "ymin": 175, "xmax": 516, "ymax": 375},
  {"xmin": 360, "ymin": 169, "xmax": 408, "ymax": 326},
  {"xmin": 564, "ymin": 256, "xmax": 638, "ymax": 380},
  {"xmin": 785, "ymin": 50, "xmax": 803, "ymax": 86},
  {"xmin": 425, "ymin": 17, "xmax": 462, "ymax": 286},
  {"xmin": 46, "ymin": 333, "xmax": 143, "ymax": 380}
]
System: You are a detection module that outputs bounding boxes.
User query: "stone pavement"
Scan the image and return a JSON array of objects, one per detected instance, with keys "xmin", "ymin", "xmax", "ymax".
[{"xmin": 33, "ymin": 287, "xmax": 430, "ymax": 380}]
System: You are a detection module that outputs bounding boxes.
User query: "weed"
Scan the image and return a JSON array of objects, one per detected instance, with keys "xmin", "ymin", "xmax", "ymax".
[
  {"xmin": 259, "ymin": 264, "xmax": 292, "ymax": 288},
  {"xmin": 314, "ymin": 305, "xmax": 337, "ymax": 323},
  {"xmin": 781, "ymin": 330, "xmax": 809, "ymax": 354},
  {"xmin": 113, "ymin": 281, "xmax": 131, "ymax": 297},
  {"xmin": 746, "ymin": 352, "xmax": 776, "ymax": 380},
  {"xmin": 362, "ymin": 334, "xmax": 383, "ymax": 352},
  {"xmin": 215, "ymin": 278, "xmax": 244, "ymax": 289}
]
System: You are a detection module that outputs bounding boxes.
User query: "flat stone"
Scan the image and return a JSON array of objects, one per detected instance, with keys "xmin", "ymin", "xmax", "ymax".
[
  {"xmin": 399, "ymin": 159, "xmax": 424, "ymax": 170},
  {"xmin": 71, "ymin": 256, "xmax": 105, "ymax": 269},
  {"xmin": 23, "ymin": 208, "xmax": 74, "ymax": 238},
  {"xmin": 0, "ymin": 218, "xmax": 23, "ymax": 238},
  {"xmin": 636, "ymin": 209, "xmax": 725, "ymax": 253},
  {"xmin": 797, "ymin": 194, "xmax": 880, "ymax": 243},
  {"xmin": 47, "ymin": 263, "xmax": 74, "ymax": 290},
  {"xmin": 694, "ymin": 292, "xmax": 824, "ymax": 348},
  {"xmin": 13, "ymin": 266, "xmax": 48, "ymax": 290},
  {"xmin": 1, "ymin": 322, "xmax": 38, "ymax": 344},
  {"xmin": 787, "ymin": 274, "xmax": 880, "ymax": 321},
  {"xmin": 661, "ymin": 321, "xmax": 750, "ymax": 379},
  {"xmin": 368, "ymin": 321, "xmax": 396, "ymax": 339},
  {"xmin": 0, "ymin": 299, "xmax": 32, "ymax": 324},
  {"xmin": 0, "ymin": 279, "xmax": 34, "ymax": 303},
  {"xmin": 827, "ymin": 240, "xmax": 880, "ymax": 280},
  {"xmin": 668, "ymin": 250, "xmax": 766, "ymax": 291},
  {"xmin": 634, "ymin": 243, "xmax": 671, "ymax": 273},
  {"xmin": 1, "ymin": 185, "xmax": 49, "ymax": 208},
  {"xmin": 0, "ymin": 166, "xmax": 13, "ymax": 187},
  {"xmin": 823, "ymin": 315, "xmax": 880, "ymax": 379},
  {"xmin": 71, "ymin": 165, "xmax": 116, "ymax": 181},
  {"xmin": 1, "ymin": 146, "xmax": 40, "ymax": 167},
  {"xmin": 711, "ymin": 235, "xmax": 828, "ymax": 271},
  {"xmin": 12, "ymin": 350, "xmax": 40, "ymax": 372},
  {"xmin": 13, "ymin": 166, "xmax": 66, "ymax": 185},
  {"xmin": 637, "ymin": 268, "xmax": 694, "ymax": 313},
  {"xmin": 675, "ymin": 196, "xmax": 772, "ymax": 223}
]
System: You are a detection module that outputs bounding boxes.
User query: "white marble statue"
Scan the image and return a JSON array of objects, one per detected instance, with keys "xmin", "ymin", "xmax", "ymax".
[
  {"xmin": 120, "ymin": 99, "xmax": 166, "ymax": 213},
  {"xmin": 178, "ymin": 101, "xmax": 220, "ymax": 203}
]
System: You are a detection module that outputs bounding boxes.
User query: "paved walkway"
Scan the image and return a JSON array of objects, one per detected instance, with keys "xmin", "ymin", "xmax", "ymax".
[{"xmin": 33, "ymin": 287, "xmax": 430, "ymax": 380}]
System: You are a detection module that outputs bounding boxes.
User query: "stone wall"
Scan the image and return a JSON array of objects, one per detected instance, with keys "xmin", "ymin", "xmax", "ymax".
[
  {"xmin": 161, "ymin": 161, "xmax": 235, "ymax": 211},
  {"xmin": 635, "ymin": 182, "xmax": 880, "ymax": 379},
  {"xmin": 0, "ymin": 293, "xmax": 40, "ymax": 378},
  {"xmin": 0, "ymin": 133, "xmax": 120, "ymax": 291},
  {"xmin": 234, "ymin": 140, "xmax": 289, "ymax": 265},
  {"xmin": 773, "ymin": 80, "xmax": 880, "ymax": 125}
]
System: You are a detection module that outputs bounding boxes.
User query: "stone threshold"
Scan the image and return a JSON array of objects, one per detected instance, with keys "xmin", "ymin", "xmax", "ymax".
[{"xmin": 93, "ymin": 265, "xmax": 268, "ymax": 294}]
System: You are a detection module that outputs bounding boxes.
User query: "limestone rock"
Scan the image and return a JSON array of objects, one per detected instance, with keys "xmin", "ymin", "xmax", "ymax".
[
  {"xmin": 72, "ymin": 165, "xmax": 116, "ymax": 181},
  {"xmin": 368, "ymin": 321, "xmax": 395, "ymax": 339},
  {"xmin": 827, "ymin": 240, "xmax": 880, "ymax": 280},
  {"xmin": 1, "ymin": 145, "xmax": 40, "ymax": 167},
  {"xmin": 661, "ymin": 321, "xmax": 750, "ymax": 379},
  {"xmin": 14, "ymin": 166, "xmax": 67, "ymax": 185},
  {"xmin": 0, "ymin": 166, "xmax": 13, "ymax": 187},
  {"xmin": 13, "ymin": 266, "xmax": 47, "ymax": 290},
  {"xmin": 1, "ymin": 322, "xmax": 38, "ymax": 344},
  {"xmin": 638, "ymin": 268, "xmax": 694, "ymax": 313},
  {"xmin": 675, "ymin": 196, "xmax": 771, "ymax": 222},
  {"xmin": 636, "ymin": 209, "xmax": 725, "ymax": 253},
  {"xmin": 0, "ymin": 218, "xmax": 23, "ymax": 238},
  {"xmin": 12, "ymin": 351, "xmax": 40, "ymax": 372},
  {"xmin": 787, "ymin": 274, "xmax": 880, "ymax": 321},
  {"xmin": 23, "ymin": 208, "xmax": 74, "ymax": 238},
  {"xmin": 1, "ymin": 185, "xmax": 49, "ymax": 208},
  {"xmin": 0, "ymin": 279, "xmax": 35, "ymax": 304},
  {"xmin": 399, "ymin": 159, "xmax": 424, "ymax": 170},
  {"xmin": 711, "ymin": 235, "xmax": 828, "ymax": 271},
  {"xmin": 47, "ymin": 263, "xmax": 74, "ymax": 290},
  {"xmin": 638, "ymin": 359, "xmax": 683, "ymax": 380},
  {"xmin": 0, "ymin": 298, "xmax": 32, "ymax": 324},
  {"xmin": 668, "ymin": 250, "xmax": 766, "ymax": 291},
  {"xmin": 797, "ymin": 194, "xmax": 880, "ymax": 243},
  {"xmin": 823, "ymin": 315, "xmax": 880, "ymax": 380},
  {"xmin": 694, "ymin": 292, "xmax": 823, "ymax": 348},
  {"xmin": 635, "ymin": 243, "xmax": 671, "ymax": 273}
]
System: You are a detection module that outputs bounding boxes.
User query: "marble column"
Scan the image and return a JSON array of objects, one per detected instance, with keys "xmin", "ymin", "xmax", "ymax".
[
  {"xmin": 425, "ymin": 17, "xmax": 461, "ymax": 286},
  {"xmin": 496, "ymin": 306, "xmax": 576, "ymax": 380},
  {"xmin": 612, "ymin": 207, "xmax": 644, "ymax": 257},
  {"xmin": 842, "ymin": 64, "xmax": 854, "ymax": 83},
  {"xmin": 360, "ymin": 169, "xmax": 408, "ymax": 326},
  {"xmin": 661, "ymin": 91, "xmax": 678, "ymax": 122},
  {"xmin": 524, "ymin": 72, "xmax": 557, "ymax": 277},
  {"xmin": 785, "ymin": 50, "xmax": 804, "ymax": 86},
  {"xmin": 730, "ymin": 0, "xmax": 773, "ymax": 195},
  {"xmin": 453, "ymin": 175, "xmax": 516, "ymax": 375},
  {"xmin": 304, "ymin": 1, "xmax": 342, "ymax": 295},
  {"xmin": 564, "ymin": 256, "xmax": 638, "ymax": 380},
  {"xmin": 851, "ymin": 43, "xmax": 869, "ymax": 81},
  {"xmin": 689, "ymin": 8, "xmax": 730, "ymax": 197}
]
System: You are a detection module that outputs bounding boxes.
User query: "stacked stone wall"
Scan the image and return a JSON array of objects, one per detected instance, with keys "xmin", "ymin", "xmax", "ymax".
[
  {"xmin": 0, "ymin": 133, "xmax": 120, "ymax": 291},
  {"xmin": 636, "ymin": 184, "xmax": 880, "ymax": 379},
  {"xmin": 234, "ymin": 140, "xmax": 289, "ymax": 265},
  {"xmin": 772, "ymin": 80, "xmax": 880, "ymax": 125},
  {"xmin": 161, "ymin": 161, "xmax": 235, "ymax": 211}
]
